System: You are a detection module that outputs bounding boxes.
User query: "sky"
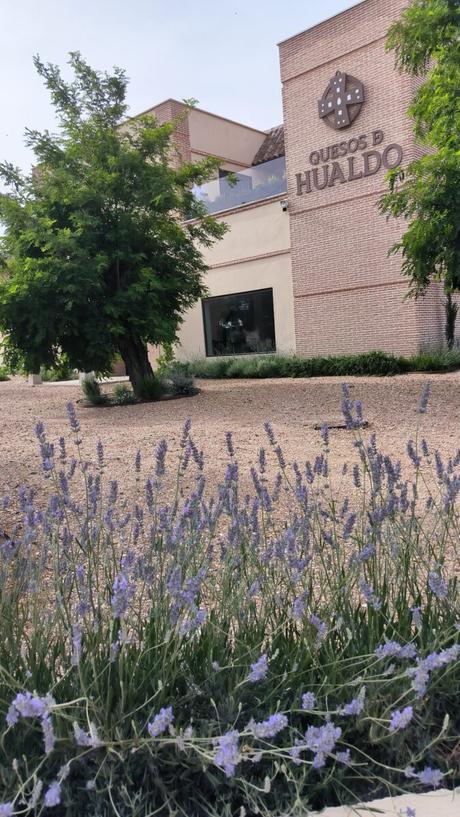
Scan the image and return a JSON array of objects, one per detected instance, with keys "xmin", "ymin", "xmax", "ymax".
[{"xmin": 1, "ymin": 0, "xmax": 362, "ymax": 174}]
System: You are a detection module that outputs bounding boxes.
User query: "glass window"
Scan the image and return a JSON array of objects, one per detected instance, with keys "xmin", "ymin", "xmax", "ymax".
[{"xmin": 202, "ymin": 288, "xmax": 276, "ymax": 357}]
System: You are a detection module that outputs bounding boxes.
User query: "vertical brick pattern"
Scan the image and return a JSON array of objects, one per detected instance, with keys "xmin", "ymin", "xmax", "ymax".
[
  {"xmin": 279, "ymin": 0, "xmax": 446, "ymax": 357},
  {"xmin": 148, "ymin": 100, "xmax": 191, "ymax": 167}
]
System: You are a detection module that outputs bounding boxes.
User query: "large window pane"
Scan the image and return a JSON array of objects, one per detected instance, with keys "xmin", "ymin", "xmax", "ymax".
[{"xmin": 202, "ymin": 289, "xmax": 276, "ymax": 357}]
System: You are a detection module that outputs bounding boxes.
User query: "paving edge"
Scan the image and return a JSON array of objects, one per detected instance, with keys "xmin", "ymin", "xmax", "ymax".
[{"xmin": 308, "ymin": 788, "xmax": 459, "ymax": 816}]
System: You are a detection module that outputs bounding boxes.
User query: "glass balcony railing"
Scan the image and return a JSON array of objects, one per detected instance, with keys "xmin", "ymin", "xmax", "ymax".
[{"xmin": 192, "ymin": 156, "xmax": 286, "ymax": 215}]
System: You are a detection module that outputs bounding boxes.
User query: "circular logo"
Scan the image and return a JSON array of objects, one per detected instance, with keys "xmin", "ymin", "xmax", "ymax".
[{"xmin": 318, "ymin": 71, "xmax": 365, "ymax": 131}]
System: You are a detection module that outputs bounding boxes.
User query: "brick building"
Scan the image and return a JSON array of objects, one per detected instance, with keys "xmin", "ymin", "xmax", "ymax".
[{"xmin": 147, "ymin": 0, "xmax": 451, "ymax": 362}]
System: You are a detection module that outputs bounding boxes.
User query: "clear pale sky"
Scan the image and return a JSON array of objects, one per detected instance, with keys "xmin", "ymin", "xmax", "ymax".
[{"xmin": 1, "ymin": 0, "xmax": 362, "ymax": 173}]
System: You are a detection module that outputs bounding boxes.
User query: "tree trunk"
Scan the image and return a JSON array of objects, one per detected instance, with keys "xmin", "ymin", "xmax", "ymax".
[
  {"xmin": 445, "ymin": 292, "xmax": 458, "ymax": 350},
  {"xmin": 118, "ymin": 333, "xmax": 154, "ymax": 398}
]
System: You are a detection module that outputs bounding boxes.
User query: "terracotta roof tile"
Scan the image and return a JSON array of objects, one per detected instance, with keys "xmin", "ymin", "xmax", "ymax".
[{"xmin": 252, "ymin": 125, "xmax": 285, "ymax": 165}]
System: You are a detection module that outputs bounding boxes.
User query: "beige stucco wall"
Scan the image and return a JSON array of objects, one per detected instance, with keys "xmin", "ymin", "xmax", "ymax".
[
  {"xmin": 175, "ymin": 199, "xmax": 295, "ymax": 360},
  {"xmin": 188, "ymin": 108, "xmax": 266, "ymax": 169}
]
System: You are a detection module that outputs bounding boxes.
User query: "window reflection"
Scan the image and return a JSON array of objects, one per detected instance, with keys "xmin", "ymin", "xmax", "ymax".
[{"xmin": 202, "ymin": 289, "xmax": 276, "ymax": 357}]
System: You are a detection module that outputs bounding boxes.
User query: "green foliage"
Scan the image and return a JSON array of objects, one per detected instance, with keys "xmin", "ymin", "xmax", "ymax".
[
  {"xmin": 155, "ymin": 342, "xmax": 176, "ymax": 375},
  {"xmin": 0, "ymin": 53, "xmax": 225, "ymax": 395},
  {"xmin": 1, "ymin": 401, "xmax": 460, "ymax": 814},
  {"xmin": 0, "ymin": 366, "xmax": 10, "ymax": 381},
  {"xmin": 380, "ymin": 1, "xmax": 460, "ymax": 300},
  {"xmin": 186, "ymin": 350, "xmax": 460, "ymax": 379},
  {"xmin": 112, "ymin": 383, "xmax": 137, "ymax": 405},
  {"xmin": 40, "ymin": 352, "xmax": 77, "ymax": 382},
  {"xmin": 161, "ymin": 362, "xmax": 196, "ymax": 395},
  {"xmin": 81, "ymin": 376, "xmax": 109, "ymax": 406},
  {"xmin": 138, "ymin": 374, "xmax": 164, "ymax": 402}
]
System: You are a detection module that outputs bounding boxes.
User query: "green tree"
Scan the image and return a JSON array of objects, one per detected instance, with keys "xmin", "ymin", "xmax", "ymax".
[
  {"xmin": 0, "ymin": 54, "xmax": 225, "ymax": 395},
  {"xmin": 379, "ymin": 0, "xmax": 460, "ymax": 344}
]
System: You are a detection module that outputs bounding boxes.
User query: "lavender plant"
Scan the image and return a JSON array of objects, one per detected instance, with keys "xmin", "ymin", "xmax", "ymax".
[{"xmin": 0, "ymin": 386, "xmax": 459, "ymax": 816}]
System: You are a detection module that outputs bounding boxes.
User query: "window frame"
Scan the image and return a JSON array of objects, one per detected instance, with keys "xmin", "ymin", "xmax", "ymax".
[{"xmin": 201, "ymin": 287, "xmax": 277, "ymax": 358}]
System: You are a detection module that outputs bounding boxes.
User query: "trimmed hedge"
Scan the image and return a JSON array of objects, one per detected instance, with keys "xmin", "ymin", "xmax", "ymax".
[{"xmin": 184, "ymin": 349, "xmax": 460, "ymax": 379}]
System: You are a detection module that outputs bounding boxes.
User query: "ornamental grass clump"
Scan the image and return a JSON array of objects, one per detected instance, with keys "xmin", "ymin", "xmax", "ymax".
[{"xmin": 0, "ymin": 385, "xmax": 459, "ymax": 816}]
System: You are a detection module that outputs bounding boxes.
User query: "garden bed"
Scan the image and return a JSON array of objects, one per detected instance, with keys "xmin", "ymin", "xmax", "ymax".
[{"xmin": 0, "ymin": 382, "xmax": 459, "ymax": 815}]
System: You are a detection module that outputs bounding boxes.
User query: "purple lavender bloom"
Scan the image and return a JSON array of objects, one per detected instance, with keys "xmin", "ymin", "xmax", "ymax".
[
  {"xmin": 248, "ymin": 653, "xmax": 269, "ymax": 682},
  {"xmin": 249, "ymin": 713, "xmax": 288, "ymax": 739},
  {"xmin": 336, "ymin": 750, "xmax": 351, "ymax": 764},
  {"xmin": 375, "ymin": 641, "xmax": 417, "ymax": 660},
  {"xmin": 258, "ymin": 448, "xmax": 266, "ymax": 473},
  {"xmin": 305, "ymin": 721, "xmax": 342, "ymax": 769},
  {"xmin": 389, "ymin": 706, "xmax": 413, "ymax": 732},
  {"xmin": 180, "ymin": 418, "xmax": 192, "ymax": 447},
  {"xmin": 405, "ymin": 809, "xmax": 416, "ymax": 817},
  {"xmin": 274, "ymin": 445, "xmax": 286, "ymax": 470},
  {"xmin": 0, "ymin": 804, "xmax": 14, "ymax": 816},
  {"xmin": 417, "ymin": 382, "xmax": 431, "ymax": 414},
  {"xmin": 41, "ymin": 713, "xmax": 56, "ymax": 755},
  {"xmin": 73, "ymin": 722, "xmax": 102, "ymax": 748},
  {"xmin": 155, "ymin": 440, "xmax": 168, "ymax": 477},
  {"xmin": 225, "ymin": 431, "xmax": 234, "ymax": 457},
  {"xmin": 214, "ymin": 730, "xmax": 240, "ymax": 778},
  {"xmin": 291, "ymin": 593, "xmax": 307, "ymax": 622},
  {"xmin": 416, "ymin": 766, "xmax": 445, "ymax": 788},
  {"xmin": 407, "ymin": 440, "xmax": 421, "ymax": 467},
  {"xmin": 341, "ymin": 687, "xmax": 366, "ymax": 716},
  {"xmin": 310, "ymin": 614, "xmax": 327, "ymax": 644},
  {"xmin": 66, "ymin": 402, "xmax": 80, "ymax": 435},
  {"xmin": 147, "ymin": 706, "xmax": 174, "ymax": 737},
  {"xmin": 134, "ymin": 450, "xmax": 141, "ymax": 472},
  {"xmin": 411, "ymin": 606, "xmax": 422, "ymax": 628},
  {"xmin": 111, "ymin": 573, "xmax": 135, "ymax": 619},
  {"xmin": 301, "ymin": 692, "xmax": 316, "ymax": 711},
  {"xmin": 428, "ymin": 571, "xmax": 448, "ymax": 600},
  {"xmin": 263, "ymin": 421, "xmax": 276, "ymax": 446},
  {"xmin": 352, "ymin": 464, "xmax": 361, "ymax": 488},
  {"xmin": 44, "ymin": 781, "xmax": 61, "ymax": 807},
  {"xmin": 359, "ymin": 580, "xmax": 382, "ymax": 611},
  {"xmin": 96, "ymin": 440, "xmax": 104, "ymax": 468},
  {"xmin": 342, "ymin": 513, "xmax": 357, "ymax": 541},
  {"xmin": 6, "ymin": 691, "xmax": 54, "ymax": 725}
]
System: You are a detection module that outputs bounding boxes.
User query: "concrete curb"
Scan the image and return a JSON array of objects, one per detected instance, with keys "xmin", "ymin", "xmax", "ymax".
[{"xmin": 310, "ymin": 788, "xmax": 459, "ymax": 816}]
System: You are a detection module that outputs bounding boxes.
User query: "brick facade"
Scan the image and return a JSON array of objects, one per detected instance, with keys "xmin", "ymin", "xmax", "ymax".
[{"xmin": 279, "ymin": 0, "xmax": 449, "ymax": 357}]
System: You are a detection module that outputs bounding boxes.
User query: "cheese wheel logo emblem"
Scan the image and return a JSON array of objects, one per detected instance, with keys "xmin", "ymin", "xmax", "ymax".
[{"xmin": 318, "ymin": 71, "xmax": 365, "ymax": 131}]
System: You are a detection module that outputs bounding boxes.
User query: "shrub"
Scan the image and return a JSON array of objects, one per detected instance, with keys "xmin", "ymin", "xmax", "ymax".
[
  {"xmin": 0, "ymin": 365, "xmax": 10, "ymax": 381},
  {"xmin": 112, "ymin": 383, "xmax": 138, "ymax": 405},
  {"xmin": 138, "ymin": 374, "xmax": 164, "ymax": 402},
  {"xmin": 186, "ymin": 350, "xmax": 460, "ymax": 380},
  {"xmin": 162, "ymin": 363, "xmax": 196, "ymax": 395},
  {"xmin": 40, "ymin": 354, "xmax": 78, "ymax": 382},
  {"xmin": 81, "ymin": 376, "xmax": 109, "ymax": 406},
  {"xmin": 0, "ymin": 387, "xmax": 459, "ymax": 815},
  {"xmin": 410, "ymin": 349, "xmax": 460, "ymax": 372}
]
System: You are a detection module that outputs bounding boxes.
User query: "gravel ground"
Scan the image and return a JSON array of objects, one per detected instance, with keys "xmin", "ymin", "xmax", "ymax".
[{"xmin": 0, "ymin": 372, "xmax": 459, "ymax": 514}]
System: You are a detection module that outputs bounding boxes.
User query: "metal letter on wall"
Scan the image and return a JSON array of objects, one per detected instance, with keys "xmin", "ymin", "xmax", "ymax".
[{"xmin": 318, "ymin": 71, "xmax": 365, "ymax": 130}]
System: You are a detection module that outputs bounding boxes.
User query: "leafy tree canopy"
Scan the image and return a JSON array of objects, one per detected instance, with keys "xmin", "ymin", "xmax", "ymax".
[
  {"xmin": 379, "ymin": 0, "xmax": 460, "ymax": 298},
  {"xmin": 0, "ymin": 53, "xmax": 226, "ymax": 394}
]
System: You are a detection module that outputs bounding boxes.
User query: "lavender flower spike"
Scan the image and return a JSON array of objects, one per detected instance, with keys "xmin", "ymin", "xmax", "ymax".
[
  {"xmin": 249, "ymin": 713, "xmax": 288, "ymax": 739},
  {"xmin": 301, "ymin": 692, "xmax": 316, "ymax": 711},
  {"xmin": 44, "ymin": 781, "xmax": 61, "ymax": 808},
  {"xmin": 214, "ymin": 730, "xmax": 240, "ymax": 778},
  {"xmin": 0, "ymin": 804, "xmax": 14, "ymax": 817},
  {"xmin": 389, "ymin": 706, "xmax": 413, "ymax": 732},
  {"xmin": 248, "ymin": 653, "xmax": 269, "ymax": 682},
  {"xmin": 147, "ymin": 706, "xmax": 174, "ymax": 737}
]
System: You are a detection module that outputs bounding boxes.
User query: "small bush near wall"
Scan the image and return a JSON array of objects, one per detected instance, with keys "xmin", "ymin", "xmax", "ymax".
[
  {"xmin": 0, "ymin": 366, "xmax": 10, "ymax": 381},
  {"xmin": 187, "ymin": 349, "xmax": 460, "ymax": 379},
  {"xmin": 0, "ymin": 388, "xmax": 459, "ymax": 815}
]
